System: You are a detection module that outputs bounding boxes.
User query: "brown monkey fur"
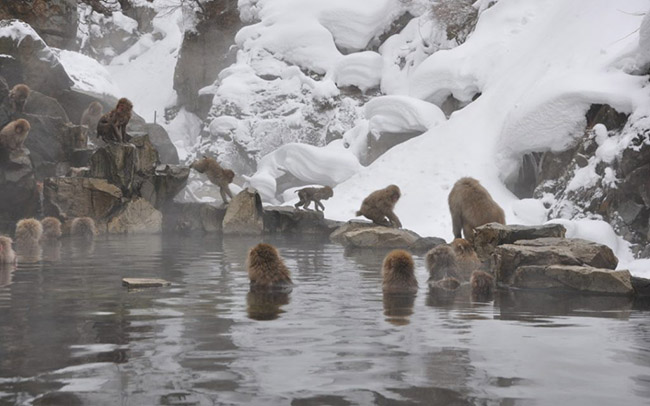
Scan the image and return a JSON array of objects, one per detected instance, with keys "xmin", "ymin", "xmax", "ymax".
[
  {"xmin": 71, "ymin": 217, "xmax": 97, "ymax": 240},
  {"xmin": 382, "ymin": 249, "xmax": 418, "ymax": 293},
  {"xmin": 470, "ymin": 270, "xmax": 495, "ymax": 301},
  {"xmin": 190, "ymin": 156, "xmax": 235, "ymax": 203},
  {"xmin": 0, "ymin": 236, "xmax": 16, "ymax": 265},
  {"xmin": 425, "ymin": 244, "xmax": 459, "ymax": 283},
  {"xmin": 15, "ymin": 218, "xmax": 43, "ymax": 245},
  {"xmin": 41, "ymin": 217, "xmax": 62, "ymax": 241},
  {"xmin": 294, "ymin": 186, "xmax": 333, "ymax": 211},
  {"xmin": 448, "ymin": 177, "xmax": 505, "ymax": 241},
  {"xmin": 356, "ymin": 184, "xmax": 402, "ymax": 228},
  {"xmin": 80, "ymin": 101, "xmax": 103, "ymax": 138},
  {"xmin": 247, "ymin": 243, "xmax": 293, "ymax": 292},
  {"xmin": 0, "ymin": 119, "xmax": 31, "ymax": 151},
  {"xmin": 9, "ymin": 84, "xmax": 30, "ymax": 113},
  {"xmin": 450, "ymin": 238, "xmax": 481, "ymax": 280},
  {"xmin": 97, "ymin": 97, "xmax": 133, "ymax": 143}
]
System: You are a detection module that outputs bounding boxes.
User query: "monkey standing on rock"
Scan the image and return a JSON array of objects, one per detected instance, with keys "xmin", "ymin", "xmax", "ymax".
[
  {"xmin": 97, "ymin": 98, "xmax": 133, "ymax": 143},
  {"xmin": 356, "ymin": 184, "xmax": 402, "ymax": 228},
  {"xmin": 0, "ymin": 119, "xmax": 30, "ymax": 151},
  {"xmin": 190, "ymin": 156, "xmax": 235, "ymax": 204},
  {"xmin": 294, "ymin": 186, "xmax": 333, "ymax": 211},
  {"xmin": 9, "ymin": 84, "xmax": 30, "ymax": 114},
  {"xmin": 448, "ymin": 177, "xmax": 505, "ymax": 242}
]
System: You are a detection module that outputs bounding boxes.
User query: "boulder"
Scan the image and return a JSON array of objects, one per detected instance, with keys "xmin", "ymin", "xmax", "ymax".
[
  {"xmin": 162, "ymin": 202, "xmax": 225, "ymax": 234},
  {"xmin": 493, "ymin": 237, "xmax": 619, "ymax": 285},
  {"xmin": 21, "ymin": 114, "xmax": 68, "ymax": 179},
  {"xmin": 42, "ymin": 177, "xmax": 122, "ymax": 221},
  {"xmin": 140, "ymin": 164, "xmax": 190, "ymax": 209},
  {"xmin": 0, "ymin": 0, "xmax": 78, "ymax": 49},
  {"xmin": 263, "ymin": 206, "xmax": 343, "ymax": 235},
  {"xmin": 332, "ymin": 225, "xmax": 421, "ymax": 249},
  {"xmin": 330, "ymin": 221, "xmax": 379, "ymax": 243},
  {"xmin": 131, "ymin": 135, "xmax": 160, "ymax": 175},
  {"xmin": 408, "ymin": 236, "xmax": 447, "ymax": 254},
  {"xmin": 222, "ymin": 189, "xmax": 264, "ymax": 235},
  {"xmin": 511, "ymin": 265, "xmax": 633, "ymax": 296},
  {"xmin": 474, "ymin": 223, "xmax": 566, "ymax": 259},
  {"xmin": 107, "ymin": 198, "xmax": 162, "ymax": 234},
  {"xmin": 23, "ymin": 90, "xmax": 69, "ymax": 121},
  {"xmin": 0, "ymin": 147, "xmax": 39, "ymax": 230},
  {"xmin": 631, "ymin": 276, "xmax": 650, "ymax": 297},
  {"xmin": 128, "ymin": 123, "xmax": 179, "ymax": 164},
  {"xmin": 89, "ymin": 142, "xmax": 137, "ymax": 193}
]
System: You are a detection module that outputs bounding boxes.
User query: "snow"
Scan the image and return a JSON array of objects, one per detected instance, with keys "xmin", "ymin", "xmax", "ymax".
[
  {"xmin": 56, "ymin": 50, "xmax": 122, "ymax": 96},
  {"xmin": 0, "ymin": 19, "xmax": 42, "ymax": 44},
  {"xmin": 365, "ymin": 95, "xmax": 446, "ymax": 135}
]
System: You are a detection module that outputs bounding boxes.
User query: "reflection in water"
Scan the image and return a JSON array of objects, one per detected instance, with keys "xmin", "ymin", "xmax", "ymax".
[
  {"xmin": 246, "ymin": 291, "xmax": 291, "ymax": 321},
  {"xmin": 41, "ymin": 240, "xmax": 61, "ymax": 262},
  {"xmin": 0, "ymin": 263, "xmax": 15, "ymax": 287},
  {"xmin": 0, "ymin": 234, "xmax": 649, "ymax": 405}
]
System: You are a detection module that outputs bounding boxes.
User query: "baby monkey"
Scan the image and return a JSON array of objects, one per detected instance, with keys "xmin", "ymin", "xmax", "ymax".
[{"xmin": 294, "ymin": 186, "xmax": 333, "ymax": 212}]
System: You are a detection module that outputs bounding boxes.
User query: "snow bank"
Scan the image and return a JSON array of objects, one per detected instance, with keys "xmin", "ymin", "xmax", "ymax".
[
  {"xmin": 0, "ymin": 19, "xmax": 42, "ymax": 44},
  {"xmin": 365, "ymin": 95, "xmax": 446, "ymax": 136},
  {"xmin": 56, "ymin": 50, "xmax": 122, "ymax": 96}
]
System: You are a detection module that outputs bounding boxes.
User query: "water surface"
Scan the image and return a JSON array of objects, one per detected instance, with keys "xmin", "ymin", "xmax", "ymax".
[{"xmin": 0, "ymin": 234, "xmax": 649, "ymax": 405}]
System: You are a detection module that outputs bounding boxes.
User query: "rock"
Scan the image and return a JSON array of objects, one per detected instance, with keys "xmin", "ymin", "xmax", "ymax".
[
  {"xmin": 222, "ymin": 189, "xmax": 264, "ymax": 235},
  {"xmin": 511, "ymin": 265, "xmax": 633, "ymax": 296},
  {"xmin": 42, "ymin": 177, "xmax": 122, "ymax": 221},
  {"xmin": 330, "ymin": 221, "xmax": 379, "ymax": 243},
  {"xmin": 0, "ymin": 147, "xmax": 39, "ymax": 228},
  {"xmin": 493, "ymin": 237, "xmax": 619, "ymax": 285},
  {"xmin": 140, "ymin": 164, "xmax": 190, "ymax": 209},
  {"xmin": 631, "ymin": 276, "xmax": 650, "ymax": 297},
  {"xmin": 128, "ymin": 123, "xmax": 179, "ymax": 164},
  {"xmin": 89, "ymin": 142, "xmax": 138, "ymax": 193},
  {"xmin": 263, "ymin": 206, "xmax": 343, "ymax": 235},
  {"xmin": 107, "ymin": 198, "xmax": 162, "ymax": 234},
  {"xmin": 23, "ymin": 90, "xmax": 69, "ymax": 121},
  {"xmin": 474, "ymin": 223, "xmax": 567, "ymax": 259},
  {"xmin": 122, "ymin": 278, "xmax": 171, "ymax": 288},
  {"xmin": 130, "ymin": 135, "xmax": 160, "ymax": 175},
  {"xmin": 71, "ymin": 148, "xmax": 94, "ymax": 168},
  {"xmin": 21, "ymin": 114, "xmax": 67, "ymax": 179},
  {"xmin": 0, "ymin": 0, "xmax": 78, "ymax": 49},
  {"xmin": 408, "ymin": 236, "xmax": 447, "ymax": 254},
  {"xmin": 162, "ymin": 202, "xmax": 225, "ymax": 234},
  {"xmin": 332, "ymin": 224, "xmax": 421, "ymax": 249}
]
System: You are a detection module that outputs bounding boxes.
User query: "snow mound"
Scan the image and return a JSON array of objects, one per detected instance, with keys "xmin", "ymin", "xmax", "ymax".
[
  {"xmin": 365, "ymin": 95, "xmax": 446, "ymax": 135},
  {"xmin": 56, "ymin": 50, "xmax": 121, "ymax": 96}
]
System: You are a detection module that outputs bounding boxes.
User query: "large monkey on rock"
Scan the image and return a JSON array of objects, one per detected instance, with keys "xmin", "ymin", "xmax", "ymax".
[
  {"xmin": 356, "ymin": 184, "xmax": 402, "ymax": 228},
  {"xmin": 448, "ymin": 177, "xmax": 505, "ymax": 241}
]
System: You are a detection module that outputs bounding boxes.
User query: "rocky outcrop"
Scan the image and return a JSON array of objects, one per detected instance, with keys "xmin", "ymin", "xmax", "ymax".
[
  {"xmin": 263, "ymin": 206, "xmax": 343, "ymax": 235},
  {"xmin": 222, "ymin": 189, "xmax": 264, "ymax": 235},
  {"xmin": 128, "ymin": 123, "xmax": 179, "ymax": 164},
  {"xmin": 162, "ymin": 202, "xmax": 225, "ymax": 234},
  {"xmin": 140, "ymin": 165, "xmax": 190, "ymax": 209},
  {"xmin": 107, "ymin": 198, "xmax": 162, "ymax": 234},
  {"xmin": 0, "ymin": 148, "xmax": 39, "ymax": 232},
  {"xmin": 408, "ymin": 236, "xmax": 447, "ymax": 254},
  {"xmin": 331, "ymin": 222, "xmax": 421, "ymax": 248},
  {"xmin": 474, "ymin": 223, "xmax": 567, "ymax": 259},
  {"xmin": 42, "ymin": 177, "xmax": 122, "ymax": 221},
  {"xmin": 631, "ymin": 276, "xmax": 650, "ymax": 297},
  {"xmin": 0, "ymin": 0, "xmax": 78, "ymax": 49},
  {"xmin": 510, "ymin": 265, "xmax": 633, "ymax": 295}
]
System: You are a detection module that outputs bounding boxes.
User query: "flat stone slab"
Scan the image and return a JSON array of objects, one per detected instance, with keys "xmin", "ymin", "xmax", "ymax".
[
  {"xmin": 511, "ymin": 265, "xmax": 633, "ymax": 296},
  {"xmin": 474, "ymin": 223, "xmax": 566, "ymax": 259},
  {"xmin": 122, "ymin": 278, "xmax": 171, "ymax": 288}
]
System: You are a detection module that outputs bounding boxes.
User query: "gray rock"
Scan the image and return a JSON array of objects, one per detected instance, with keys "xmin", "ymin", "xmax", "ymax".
[
  {"xmin": 122, "ymin": 278, "xmax": 171, "ymax": 288},
  {"xmin": 42, "ymin": 177, "xmax": 122, "ymax": 222},
  {"xmin": 493, "ymin": 237, "xmax": 619, "ymax": 285},
  {"xmin": 263, "ymin": 206, "xmax": 342, "ymax": 235},
  {"xmin": 0, "ymin": 147, "xmax": 39, "ymax": 226},
  {"xmin": 223, "ymin": 189, "xmax": 264, "ymax": 235},
  {"xmin": 511, "ymin": 265, "xmax": 633, "ymax": 296},
  {"xmin": 631, "ymin": 276, "xmax": 650, "ymax": 297},
  {"xmin": 0, "ymin": 1, "xmax": 78, "ymax": 49},
  {"xmin": 107, "ymin": 198, "xmax": 162, "ymax": 234},
  {"xmin": 23, "ymin": 90, "xmax": 69, "ymax": 121},
  {"xmin": 128, "ymin": 123, "xmax": 179, "ymax": 164},
  {"xmin": 474, "ymin": 223, "xmax": 567, "ymax": 259},
  {"xmin": 162, "ymin": 202, "xmax": 225, "ymax": 234},
  {"xmin": 408, "ymin": 236, "xmax": 447, "ymax": 254},
  {"xmin": 330, "ymin": 221, "xmax": 379, "ymax": 243},
  {"xmin": 89, "ymin": 142, "xmax": 138, "ymax": 193},
  {"xmin": 332, "ymin": 224, "xmax": 421, "ymax": 249},
  {"xmin": 140, "ymin": 164, "xmax": 190, "ymax": 209}
]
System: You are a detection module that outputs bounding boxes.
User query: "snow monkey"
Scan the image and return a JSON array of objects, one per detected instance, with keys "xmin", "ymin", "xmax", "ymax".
[
  {"xmin": 189, "ymin": 156, "xmax": 235, "ymax": 204},
  {"xmin": 71, "ymin": 217, "xmax": 97, "ymax": 240},
  {"xmin": 448, "ymin": 177, "xmax": 505, "ymax": 242},
  {"xmin": 97, "ymin": 97, "xmax": 133, "ymax": 143},
  {"xmin": 80, "ymin": 101, "xmax": 103, "ymax": 139},
  {"xmin": 0, "ymin": 236, "xmax": 16, "ymax": 265},
  {"xmin": 294, "ymin": 186, "xmax": 333, "ymax": 211},
  {"xmin": 247, "ymin": 243, "xmax": 293, "ymax": 292},
  {"xmin": 470, "ymin": 270, "xmax": 495, "ymax": 301},
  {"xmin": 9, "ymin": 84, "xmax": 30, "ymax": 113},
  {"xmin": 15, "ymin": 218, "xmax": 43, "ymax": 245},
  {"xmin": 0, "ymin": 119, "xmax": 31, "ymax": 150},
  {"xmin": 450, "ymin": 238, "xmax": 481, "ymax": 280},
  {"xmin": 41, "ymin": 217, "xmax": 63, "ymax": 241},
  {"xmin": 356, "ymin": 184, "xmax": 402, "ymax": 228},
  {"xmin": 382, "ymin": 249, "xmax": 418, "ymax": 294},
  {"xmin": 425, "ymin": 244, "xmax": 460, "ymax": 284}
]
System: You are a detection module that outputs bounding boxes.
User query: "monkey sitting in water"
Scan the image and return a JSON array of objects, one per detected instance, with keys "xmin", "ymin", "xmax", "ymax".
[
  {"xmin": 0, "ymin": 236, "xmax": 16, "ymax": 265},
  {"xmin": 71, "ymin": 217, "xmax": 97, "ymax": 240},
  {"xmin": 15, "ymin": 218, "xmax": 43, "ymax": 245},
  {"xmin": 448, "ymin": 177, "xmax": 505, "ymax": 242},
  {"xmin": 97, "ymin": 98, "xmax": 133, "ymax": 143},
  {"xmin": 40, "ymin": 217, "xmax": 62, "ymax": 241},
  {"xmin": 450, "ymin": 238, "xmax": 481, "ymax": 280},
  {"xmin": 356, "ymin": 184, "xmax": 402, "ymax": 228},
  {"xmin": 294, "ymin": 186, "xmax": 333, "ymax": 212},
  {"xmin": 247, "ymin": 243, "xmax": 293, "ymax": 292},
  {"xmin": 425, "ymin": 244, "xmax": 459, "ymax": 285},
  {"xmin": 190, "ymin": 156, "xmax": 235, "ymax": 204},
  {"xmin": 470, "ymin": 270, "xmax": 495, "ymax": 301},
  {"xmin": 382, "ymin": 249, "xmax": 418, "ymax": 294}
]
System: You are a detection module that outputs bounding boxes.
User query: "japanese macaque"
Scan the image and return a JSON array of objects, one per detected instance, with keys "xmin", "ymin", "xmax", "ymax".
[
  {"xmin": 382, "ymin": 249, "xmax": 418, "ymax": 294},
  {"xmin": 470, "ymin": 270, "xmax": 495, "ymax": 301},
  {"xmin": 356, "ymin": 184, "xmax": 402, "ymax": 228},
  {"xmin": 294, "ymin": 186, "xmax": 333, "ymax": 211},
  {"xmin": 71, "ymin": 217, "xmax": 97, "ymax": 240},
  {"xmin": 15, "ymin": 218, "xmax": 43, "ymax": 245},
  {"xmin": 247, "ymin": 243, "xmax": 293, "ymax": 292},
  {"xmin": 0, "ymin": 236, "xmax": 16, "ymax": 265},
  {"xmin": 0, "ymin": 119, "xmax": 31, "ymax": 151},
  {"xmin": 9, "ymin": 84, "xmax": 30, "ymax": 113},
  {"xmin": 96, "ymin": 97, "xmax": 133, "ymax": 143},
  {"xmin": 80, "ymin": 101, "xmax": 103, "ymax": 139},
  {"xmin": 189, "ymin": 156, "xmax": 235, "ymax": 204},
  {"xmin": 448, "ymin": 177, "xmax": 505, "ymax": 241},
  {"xmin": 450, "ymin": 238, "xmax": 481, "ymax": 280},
  {"xmin": 41, "ymin": 217, "xmax": 62, "ymax": 241},
  {"xmin": 425, "ymin": 244, "xmax": 459, "ymax": 284}
]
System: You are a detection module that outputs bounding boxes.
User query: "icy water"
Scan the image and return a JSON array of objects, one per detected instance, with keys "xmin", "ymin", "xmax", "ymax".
[{"xmin": 0, "ymin": 235, "xmax": 650, "ymax": 406}]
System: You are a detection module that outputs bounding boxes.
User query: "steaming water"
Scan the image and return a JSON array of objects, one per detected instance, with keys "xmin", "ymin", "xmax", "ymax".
[{"xmin": 0, "ymin": 234, "xmax": 649, "ymax": 405}]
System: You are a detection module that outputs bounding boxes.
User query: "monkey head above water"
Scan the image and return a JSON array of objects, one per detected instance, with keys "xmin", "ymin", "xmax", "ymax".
[
  {"xmin": 247, "ymin": 243, "xmax": 293, "ymax": 292},
  {"xmin": 71, "ymin": 217, "xmax": 98, "ymax": 240},
  {"xmin": 450, "ymin": 238, "xmax": 481, "ymax": 280},
  {"xmin": 382, "ymin": 249, "xmax": 418, "ymax": 294},
  {"xmin": 356, "ymin": 184, "xmax": 402, "ymax": 228},
  {"xmin": 294, "ymin": 186, "xmax": 333, "ymax": 212},
  {"xmin": 0, "ymin": 119, "xmax": 31, "ymax": 151},
  {"xmin": 41, "ymin": 217, "xmax": 62, "ymax": 241},
  {"xmin": 190, "ymin": 156, "xmax": 235, "ymax": 204},
  {"xmin": 15, "ymin": 218, "xmax": 43, "ymax": 245},
  {"xmin": 425, "ymin": 244, "xmax": 459, "ymax": 284},
  {"xmin": 470, "ymin": 270, "xmax": 495, "ymax": 301},
  {"xmin": 448, "ymin": 177, "xmax": 505, "ymax": 242},
  {"xmin": 0, "ymin": 236, "xmax": 16, "ymax": 265}
]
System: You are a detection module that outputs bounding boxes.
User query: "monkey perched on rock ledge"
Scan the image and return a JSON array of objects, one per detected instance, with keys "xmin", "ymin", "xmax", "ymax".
[
  {"xmin": 356, "ymin": 184, "xmax": 402, "ymax": 228},
  {"xmin": 448, "ymin": 177, "xmax": 505, "ymax": 241},
  {"xmin": 9, "ymin": 84, "xmax": 30, "ymax": 114},
  {"xmin": 97, "ymin": 98, "xmax": 133, "ymax": 143},
  {"xmin": 382, "ymin": 249, "xmax": 418, "ymax": 294},
  {"xmin": 190, "ymin": 156, "xmax": 235, "ymax": 204},
  {"xmin": 0, "ymin": 119, "xmax": 30, "ymax": 151},
  {"xmin": 294, "ymin": 186, "xmax": 333, "ymax": 212},
  {"xmin": 247, "ymin": 243, "xmax": 293, "ymax": 292}
]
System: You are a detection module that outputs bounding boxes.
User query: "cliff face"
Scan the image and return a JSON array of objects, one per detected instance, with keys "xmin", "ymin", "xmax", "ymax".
[{"xmin": 0, "ymin": 0, "xmax": 78, "ymax": 49}]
